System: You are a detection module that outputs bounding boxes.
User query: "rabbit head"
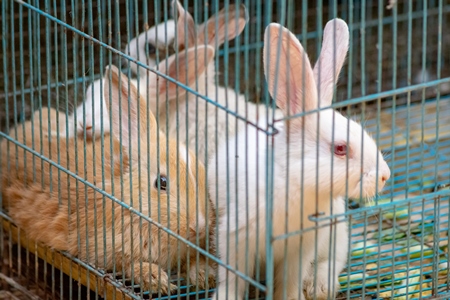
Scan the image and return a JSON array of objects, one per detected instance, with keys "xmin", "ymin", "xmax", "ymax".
[
  {"xmin": 73, "ymin": 79, "xmax": 110, "ymax": 140},
  {"xmin": 60, "ymin": 79, "xmax": 108, "ymax": 140},
  {"xmin": 123, "ymin": 20, "xmax": 177, "ymax": 77},
  {"xmin": 130, "ymin": 1, "xmax": 248, "ymax": 116},
  {"xmin": 133, "ymin": 0, "xmax": 248, "ymax": 117},
  {"xmin": 124, "ymin": 0, "xmax": 248, "ymax": 78},
  {"xmin": 104, "ymin": 65, "xmax": 211, "ymax": 239},
  {"xmin": 132, "ymin": 44, "xmax": 216, "ymax": 115},
  {"xmin": 264, "ymin": 20, "xmax": 390, "ymax": 201},
  {"xmin": 171, "ymin": 0, "xmax": 248, "ymax": 51}
]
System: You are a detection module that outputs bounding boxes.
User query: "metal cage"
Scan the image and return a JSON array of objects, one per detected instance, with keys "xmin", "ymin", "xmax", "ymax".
[{"xmin": 1, "ymin": 1, "xmax": 450, "ymax": 299}]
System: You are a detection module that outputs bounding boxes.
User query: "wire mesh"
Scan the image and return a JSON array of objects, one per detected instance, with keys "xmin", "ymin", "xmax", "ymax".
[{"xmin": 0, "ymin": 0, "xmax": 449, "ymax": 300}]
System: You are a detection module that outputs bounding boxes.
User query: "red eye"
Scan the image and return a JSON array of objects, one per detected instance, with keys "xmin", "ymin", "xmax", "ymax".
[{"xmin": 333, "ymin": 143, "xmax": 347, "ymax": 156}]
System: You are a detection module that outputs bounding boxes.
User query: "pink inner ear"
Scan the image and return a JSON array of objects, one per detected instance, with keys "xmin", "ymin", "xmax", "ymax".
[
  {"xmin": 265, "ymin": 24, "xmax": 318, "ymax": 121},
  {"xmin": 158, "ymin": 46, "xmax": 214, "ymax": 100},
  {"xmin": 313, "ymin": 18, "xmax": 349, "ymax": 108},
  {"xmin": 284, "ymin": 49, "xmax": 303, "ymax": 117},
  {"xmin": 174, "ymin": 0, "xmax": 197, "ymax": 49},
  {"xmin": 157, "ymin": 58, "xmax": 185, "ymax": 100},
  {"xmin": 201, "ymin": 6, "xmax": 247, "ymax": 48}
]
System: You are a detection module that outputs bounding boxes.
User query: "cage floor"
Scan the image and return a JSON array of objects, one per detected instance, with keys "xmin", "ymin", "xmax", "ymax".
[
  {"xmin": 1, "ymin": 99, "xmax": 450, "ymax": 299},
  {"xmin": 339, "ymin": 191, "xmax": 450, "ymax": 300},
  {"xmin": 339, "ymin": 97, "xmax": 450, "ymax": 300}
]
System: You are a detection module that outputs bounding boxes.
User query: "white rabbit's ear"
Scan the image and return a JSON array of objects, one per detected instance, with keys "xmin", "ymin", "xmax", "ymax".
[
  {"xmin": 198, "ymin": 4, "xmax": 248, "ymax": 48},
  {"xmin": 264, "ymin": 23, "xmax": 318, "ymax": 124},
  {"xmin": 147, "ymin": 20, "xmax": 177, "ymax": 50},
  {"xmin": 157, "ymin": 45, "xmax": 215, "ymax": 99},
  {"xmin": 104, "ymin": 65, "xmax": 156, "ymax": 155},
  {"xmin": 313, "ymin": 18, "xmax": 349, "ymax": 107},
  {"xmin": 172, "ymin": 0, "xmax": 197, "ymax": 50}
]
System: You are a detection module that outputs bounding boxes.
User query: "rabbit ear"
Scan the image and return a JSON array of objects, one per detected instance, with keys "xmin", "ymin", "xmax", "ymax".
[
  {"xmin": 157, "ymin": 45, "xmax": 215, "ymax": 100},
  {"xmin": 264, "ymin": 23, "xmax": 318, "ymax": 124},
  {"xmin": 172, "ymin": 0, "xmax": 197, "ymax": 50},
  {"xmin": 198, "ymin": 4, "xmax": 248, "ymax": 48},
  {"xmin": 313, "ymin": 18, "xmax": 349, "ymax": 107},
  {"xmin": 104, "ymin": 65, "xmax": 157, "ymax": 156}
]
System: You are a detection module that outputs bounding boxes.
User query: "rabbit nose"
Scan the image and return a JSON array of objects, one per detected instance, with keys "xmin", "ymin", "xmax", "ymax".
[
  {"xmin": 381, "ymin": 166, "xmax": 391, "ymax": 183},
  {"xmin": 78, "ymin": 121, "xmax": 92, "ymax": 131}
]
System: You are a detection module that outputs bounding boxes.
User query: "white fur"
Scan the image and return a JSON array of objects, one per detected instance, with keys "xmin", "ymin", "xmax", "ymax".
[
  {"xmin": 62, "ymin": 31, "xmax": 163, "ymax": 141},
  {"xmin": 132, "ymin": 1, "xmax": 283, "ymax": 164},
  {"xmin": 61, "ymin": 113, "xmax": 76, "ymax": 138},
  {"xmin": 178, "ymin": 143, "xmax": 189, "ymax": 165},
  {"xmin": 209, "ymin": 21, "xmax": 391, "ymax": 300},
  {"xmin": 134, "ymin": 62, "xmax": 283, "ymax": 165},
  {"xmin": 62, "ymin": 79, "xmax": 109, "ymax": 140},
  {"xmin": 61, "ymin": 20, "xmax": 179, "ymax": 138},
  {"xmin": 124, "ymin": 20, "xmax": 176, "ymax": 77}
]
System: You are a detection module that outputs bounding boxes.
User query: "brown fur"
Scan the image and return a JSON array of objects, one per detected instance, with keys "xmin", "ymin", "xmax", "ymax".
[
  {"xmin": 1, "ymin": 66, "xmax": 216, "ymax": 293},
  {"xmin": 1, "ymin": 108, "xmax": 128, "ymax": 193}
]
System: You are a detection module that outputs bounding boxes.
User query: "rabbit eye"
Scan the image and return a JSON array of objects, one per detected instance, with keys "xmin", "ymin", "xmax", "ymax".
[
  {"xmin": 146, "ymin": 42, "xmax": 156, "ymax": 55},
  {"xmin": 154, "ymin": 174, "xmax": 167, "ymax": 191},
  {"xmin": 333, "ymin": 143, "xmax": 348, "ymax": 156}
]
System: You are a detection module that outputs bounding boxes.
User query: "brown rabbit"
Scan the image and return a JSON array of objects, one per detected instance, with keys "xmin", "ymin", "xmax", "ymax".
[{"xmin": 1, "ymin": 65, "xmax": 216, "ymax": 294}]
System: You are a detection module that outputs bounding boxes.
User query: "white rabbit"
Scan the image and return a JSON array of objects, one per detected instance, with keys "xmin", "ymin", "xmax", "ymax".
[
  {"xmin": 124, "ymin": 20, "xmax": 177, "ymax": 77},
  {"xmin": 132, "ymin": 0, "xmax": 283, "ymax": 164},
  {"xmin": 64, "ymin": 20, "xmax": 176, "ymax": 140},
  {"xmin": 208, "ymin": 20, "xmax": 391, "ymax": 300},
  {"xmin": 64, "ymin": 79, "xmax": 109, "ymax": 140}
]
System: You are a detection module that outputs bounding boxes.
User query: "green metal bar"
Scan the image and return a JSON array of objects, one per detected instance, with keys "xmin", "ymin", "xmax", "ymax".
[
  {"xmin": 433, "ymin": 0, "xmax": 444, "ymax": 293},
  {"xmin": 414, "ymin": 5, "xmax": 430, "ymax": 298},
  {"xmin": 132, "ymin": 0, "xmax": 144, "ymax": 295},
  {"xmin": 51, "ymin": 5, "xmax": 62, "ymax": 292},
  {"xmin": 263, "ymin": 2, "xmax": 275, "ymax": 298},
  {"xmin": 156, "ymin": 0, "xmax": 164, "ymax": 297},
  {"xmin": 105, "ymin": 0, "xmax": 117, "ymax": 280}
]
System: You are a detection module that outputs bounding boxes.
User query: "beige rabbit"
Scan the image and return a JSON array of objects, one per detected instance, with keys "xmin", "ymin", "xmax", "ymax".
[{"xmin": 1, "ymin": 65, "xmax": 216, "ymax": 294}]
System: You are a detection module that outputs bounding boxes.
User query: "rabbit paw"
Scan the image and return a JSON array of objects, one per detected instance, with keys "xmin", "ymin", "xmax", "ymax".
[
  {"xmin": 188, "ymin": 259, "xmax": 216, "ymax": 289},
  {"xmin": 133, "ymin": 263, "xmax": 177, "ymax": 295},
  {"xmin": 303, "ymin": 269, "xmax": 338, "ymax": 300}
]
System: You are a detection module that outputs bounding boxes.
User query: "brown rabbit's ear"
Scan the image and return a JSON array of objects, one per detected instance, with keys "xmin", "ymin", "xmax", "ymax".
[
  {"xmin": 104, "ymin": 65, "xmax": 158, "ymax": 154},
  {"xmin": 198, "ymin": 4, "xmax": 248, "ymax": 48},
  {"xmin": 172, "ymin": 0, "xmax": 197, "ymax": 50},
  {"xmin": 264, "ymin": 23, "xmax": 318, "ymax": 127},
  {"xmin": 156, "ymin": 45, "xmax": 215, "ymax": 100}
]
